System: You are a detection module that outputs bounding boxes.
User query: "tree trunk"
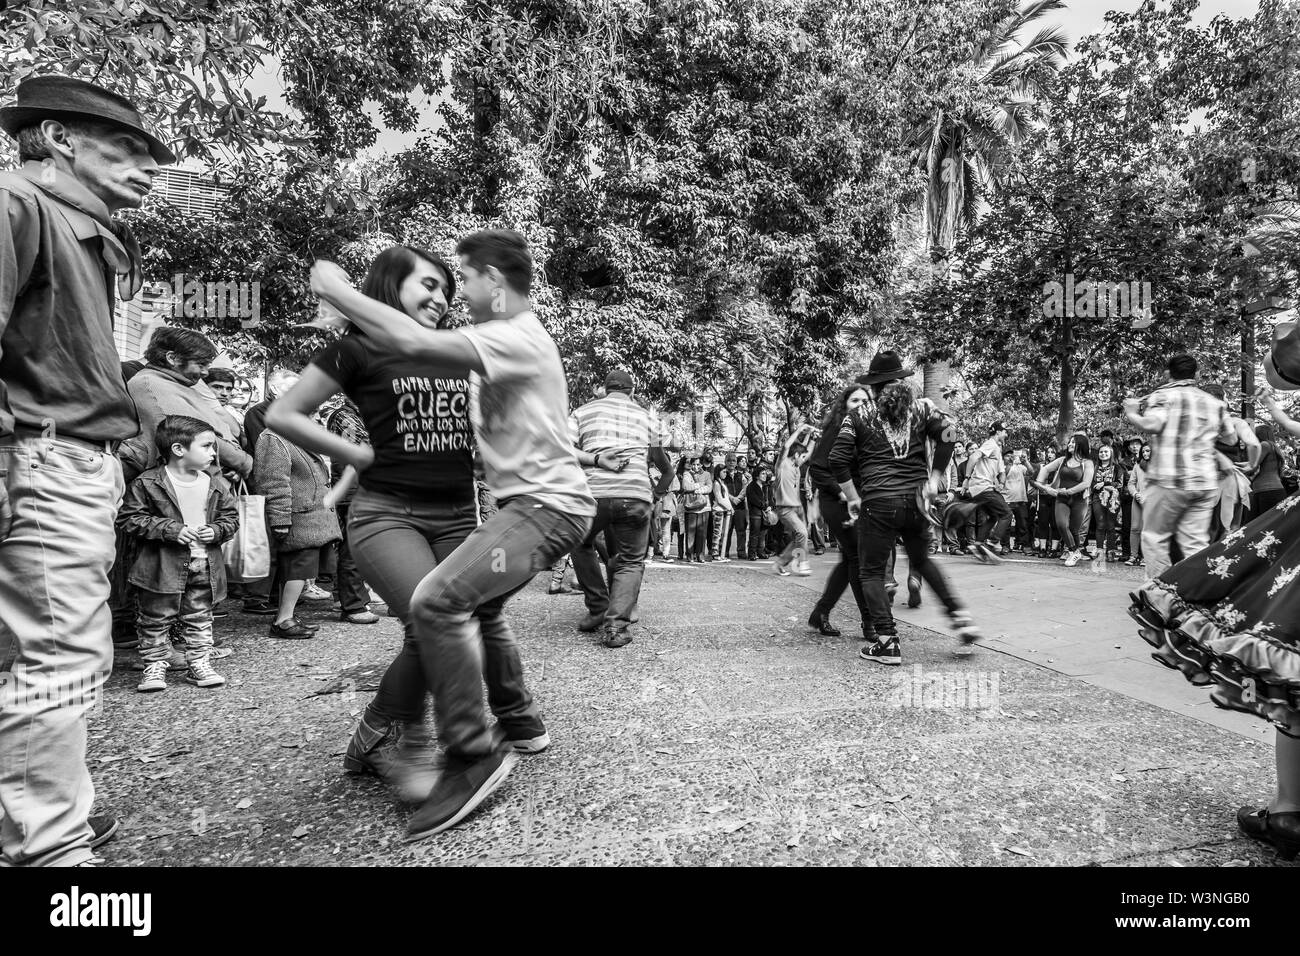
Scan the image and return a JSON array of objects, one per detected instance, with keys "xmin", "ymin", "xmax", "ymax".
[
  {"xmin": 1241, "ymin": 313, "xmax": 1256, "ymax": 420},
  {"xmin": 922, "ymin": 361, "xmax": 951, "ymax": 411},
  {"xmin": 1056, "ymin": 349, "xmax": 1076, "ymax": 448}
]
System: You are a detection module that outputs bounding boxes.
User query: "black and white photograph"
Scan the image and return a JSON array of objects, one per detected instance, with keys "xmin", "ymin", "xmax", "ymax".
[{"xmin": 0, "ymin": 0, "xmax": 1296, "ymax": 923}]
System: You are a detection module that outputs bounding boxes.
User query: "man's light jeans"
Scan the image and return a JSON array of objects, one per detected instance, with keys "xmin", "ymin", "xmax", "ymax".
[
  {"xmin": 0, "ymin": 434, "xmax": 123, "ymax": 866},
  {"xmin": 1141, "ymin": 481, "xmax": 1216, "ymax": 579}
]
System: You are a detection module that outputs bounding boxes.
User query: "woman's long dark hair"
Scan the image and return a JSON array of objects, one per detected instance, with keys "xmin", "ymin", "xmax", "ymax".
[
  {"xmin": 874, "ymin": 380, "xmax": 916, "ymax": 431},
  {"xmin": 1068, "ymin": 432, "xmax": 1091, "ymax": 459},
  {"xmin": 821, "ymin": 384, "xmax": 866, "ymax": 432},
  {"xmin": 357, "ymin": 245, "xmax": 456, "ymax": 329}
]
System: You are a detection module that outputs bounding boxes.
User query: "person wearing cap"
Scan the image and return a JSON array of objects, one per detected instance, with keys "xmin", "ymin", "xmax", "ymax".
[
  {"xmin": 828, "ymin": 351, "xmax": 981, "ymax": 665},
  {"xmin": 568, "ymin": 368, "xmax": 671, "ymax": 648},
  {"xmin": 0, "ymin": 75, "xmax": 175, "ymax": 866},
  {"xmin": 1129, "ymin": 328, "xmax": 1300, "ymax": 862},
  {"xmin": 1123, "ymin": 354, "xmax": 1236, "ymax": 578},
  {"xmin": 962, "ymin": 420, "xmax": 1012, "ymax": 563}
]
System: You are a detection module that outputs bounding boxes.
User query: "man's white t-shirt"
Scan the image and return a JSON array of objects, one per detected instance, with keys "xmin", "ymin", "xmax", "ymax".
[
  {"xmin": 165, "ymin": 467, "xmax": 210, "ymax": 558},
  {"xmin": 457, "ymin": 311, "xmax": 596, "ymax": 516}
]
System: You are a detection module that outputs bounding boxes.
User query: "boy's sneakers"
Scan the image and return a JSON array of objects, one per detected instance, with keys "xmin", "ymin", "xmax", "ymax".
[
  {"xmin": 859, "ymin": 636, "xmax": 902, "ymax": 666},
  {"xmin": 773, "ymin": 559, "xmax": 791, "ymax": 577},
  {"xmin": 186, "ymin": 657, "xmax": 226, "ymax": 688},
  {"xmin": 792, "ymin": 562, "xmax": 812, "ymax": 576},
  {"xmin": 136, "ymin": 661, "xmax": 168, "ymax": 692},
  {"xmin": 406, "ymin": 746, "xmax": 518, "ymax": 842}
]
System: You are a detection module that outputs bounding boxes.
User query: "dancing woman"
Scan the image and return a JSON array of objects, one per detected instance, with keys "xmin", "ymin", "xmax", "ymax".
[
  {"xmin": 806, "ymin": 383, "xmax": 870, "ymax": 637},
  {"xmin": 1129, "ymin": 324, "xmax": 1300, "ymax": 860},
  {"xmin": 266, "ymin": 245, "xmax": 481, "ymax": 801},
  {"xmin": 1035, "ymin": 433, "xmax": 1094, "ymax": 567},
  {"xmin": 829, "ymin": 351, "xmax": 981, "ymax": 666}
]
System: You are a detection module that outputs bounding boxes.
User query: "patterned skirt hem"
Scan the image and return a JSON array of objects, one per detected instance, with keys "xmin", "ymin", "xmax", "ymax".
[{"xmin": 1130, "ymin": 580, "xmax": 1300, "ymax": 732}]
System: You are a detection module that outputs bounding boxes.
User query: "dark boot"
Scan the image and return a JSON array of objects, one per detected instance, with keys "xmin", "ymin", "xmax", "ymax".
[
  {"xmin": 807, "ymin": 610, "xmax": 841, "ymax": 637},
  {"xmin": 343, "ymin": 711, "xmax": 439, "ymax": 803}
]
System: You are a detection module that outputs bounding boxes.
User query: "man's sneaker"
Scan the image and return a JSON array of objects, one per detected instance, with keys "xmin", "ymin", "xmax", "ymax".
[
  {"xmin": 185, "ymin": 657, "xmax": 226, "ymax": 688},
  {"xmin": 136, "ymin": 661, "xmax": 168, "ymax": 693},
  {"xmin": 342, "ymin": 610, "xmax": 380, "ymax": 624},
  {"xmin": 773, "ymin": 559, "xmax": 791, "ymax": 577},
  {"xmin": 577, "ymin": 613, "xmax": 605, "ymax": 633},
  {"xmin": 972, "ymin": 542, "xmax": 1003, "ymax": 565},
  {"xmin": 302, "ymin": 583, "xmax": 332, "ymax": 601},
  {"xmin": 792, "ymin": 562, "xmax": 812, "ymax": 576},
  {"xmin": 406, "ymin": 747, "xmax": 518, "ymax": 842},
  {"xmin": 502, "ymin": 719, "xmax": 551, "ymax": 754},
  {"xmin": 713, "ymin": 556, "xmax": 731, "ymax": 563},
  {"xmin": 89, "ymin": 815, "xmax": 119, "ymax": 849},
  {"xmin": 859, "ymin": 636, "xmax": 902, "ymax": 666},
  {"xmin": 269, "ymin": 618, "xmax": 316, "ymax": 639},
  {"xmin": 242, "ymin": 601, "xmax": 277, "ymax": 616},
  {"xmin": 1063, "ymin": 550, "xmax": 1081, "ymax": 567},
  {"xmin": 907, "ymin": 575, "xmax": 923, "ymax": 608},
  {"xmin": 952, "ymin": 612, "xmax": 983, "ymax": 656}
]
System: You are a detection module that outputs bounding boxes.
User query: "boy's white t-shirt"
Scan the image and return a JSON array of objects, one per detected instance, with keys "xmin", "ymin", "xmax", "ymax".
[
  {"xmin": 165, "ymin": 467, "xmax": 210, "ymax": 557},
  {"xmin": 456, "ymin": 311, "xmax": 596, "ymax": 517}
]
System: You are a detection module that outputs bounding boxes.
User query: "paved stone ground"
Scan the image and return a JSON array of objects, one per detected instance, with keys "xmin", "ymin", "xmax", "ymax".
[{"xmin": 91, "ymin": 553, "xmax": 1296, "ymax": 867}]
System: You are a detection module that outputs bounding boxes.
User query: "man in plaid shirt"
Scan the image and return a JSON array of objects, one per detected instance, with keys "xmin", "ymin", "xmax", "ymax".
[{"xmin": 1124, "ymin": 354, "xmax": 1236, "ymax": 578}]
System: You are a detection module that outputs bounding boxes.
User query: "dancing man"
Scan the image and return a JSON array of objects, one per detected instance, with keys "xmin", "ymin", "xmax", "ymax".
[
  {"xmin": 310, "ymin": 229, "xmax": 595, "ymax": 840},
  {"xmin": 828, "ymin": 351, "xmax": 981, "ymax": 666}
]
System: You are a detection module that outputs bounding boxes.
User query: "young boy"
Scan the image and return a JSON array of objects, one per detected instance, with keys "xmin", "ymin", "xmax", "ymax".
[{"xmin": 118, "ymin": 415, "xmax": 240, "ymax": 692}]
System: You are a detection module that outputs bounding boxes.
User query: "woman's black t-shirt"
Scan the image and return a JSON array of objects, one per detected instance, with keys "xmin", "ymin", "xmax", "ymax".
[{"xmin": 311, "ymin": 334, "xmax": 474, "ymax": 504}]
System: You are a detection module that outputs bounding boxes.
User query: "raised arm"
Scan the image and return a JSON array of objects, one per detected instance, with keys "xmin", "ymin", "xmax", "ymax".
[
  {"xmin": 1259, "ymin": 389, "xmax": 1300, "ymax": 439},
  {"xmin": 310, "ymin": 261, "xmax": 482, "ymax": 373}
]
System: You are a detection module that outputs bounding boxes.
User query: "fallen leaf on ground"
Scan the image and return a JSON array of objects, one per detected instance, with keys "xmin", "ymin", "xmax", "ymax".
[
  {"xmin": 828, "ymin": 827, "xmax": 843, "ymax": 842},
  {"xmin": 786, "ymin": 832, "xmax": 802, "ymax": 848},
  {"xmin": 882, "ymin": 794, "xmax": 910, "ymax": 804},
  {"xmin": 98, "ymin": 755, "xmax": 129, "ymax": 764},
  {"xmin": 291, "ymin": 825, "xmax": 309, "ymax": 839},
  {"xmin": 1111, "ymin": 774, "xmax": 1128, "ymax": 783},
  {"xmin": 148, "ymin": 768, "xmax": 181, "ymax": 781},
  {"xmin": 1002, "ymin": 846, "xmax": 1034, "ymax": 858},
  {"xmin": 725, "ymin": 820, "xmax": 753, "ymax": 834},
  {"xmin": 1022, "ymin": 710, "xmax": 1039, "ymax": 718},
  {"xmin": 281, "ymin": 742, "xmax": 303, "ymax": 749},
  {"xmin": 653, "ymin": 748, "xmax": 676, "ymax": 756},
  {"xmin": 702, "ymin": 805, "xmax": 727, "ymax": 814},
  {"xmin": 235, "ymin": 798, "xmax": 253, "ymax": 810},
  {"xmin": 865, "ymin": 813, "xmax": 883, "ymax": 830}
]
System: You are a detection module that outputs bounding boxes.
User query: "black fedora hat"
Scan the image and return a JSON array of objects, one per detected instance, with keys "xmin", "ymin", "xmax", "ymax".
[
  {"xmin": 855, "ymin": 350, "xmax": 914, "ymax": 386},
  {"xmin": 1, "ymin": 75, "xmax": 176, "ymax": 164},
  {"xmin": 1265, "ymin": 320, "xmax": 1300, "ymax": 391}
]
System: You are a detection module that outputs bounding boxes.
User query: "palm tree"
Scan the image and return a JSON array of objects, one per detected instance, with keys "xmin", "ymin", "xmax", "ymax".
[{"xmin": 907, "ymin": 0, "xmax": 1068, "ymax": 403}]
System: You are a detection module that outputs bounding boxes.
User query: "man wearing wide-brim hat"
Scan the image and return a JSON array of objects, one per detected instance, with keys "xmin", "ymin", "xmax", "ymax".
[{"xmin": 0, "ymin": 75, "xmax": 173, "ymax": 867}]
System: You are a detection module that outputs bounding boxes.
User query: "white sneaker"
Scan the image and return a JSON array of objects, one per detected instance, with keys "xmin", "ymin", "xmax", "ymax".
[
  {"xmin": 1063, "ymin": 550, "xmax": 1081, "ymax": 567},
  {"xmin": 302, "ymin": 583, "xmax": 332, "ymax": 601},
  {"xmin": 185, "ymin": 656, "xmax": 226, "ymax": 688},
  {"xmin": 137, "ymin": 660, "xmax": 168, "ymax": 693},
  {"xmin": 793, "ymin": 562, "xmax": 813, "ymax": 576},
  {"xmin": 773, "ymin": 559, "xmax": 791, "ymax": 577}
]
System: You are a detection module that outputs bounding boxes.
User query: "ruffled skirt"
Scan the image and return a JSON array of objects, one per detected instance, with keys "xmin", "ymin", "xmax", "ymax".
[{"xmin": 1130, "ymin": 494, "xmax": 1300, "ymax": 731}]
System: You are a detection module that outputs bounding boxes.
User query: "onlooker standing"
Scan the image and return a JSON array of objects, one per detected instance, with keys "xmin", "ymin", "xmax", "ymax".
[
  {"xmin": 709, "ymin": 462, "xmax": 734, "ymax": 563},
  {"xmin": 679, "ymin": 455, "xmax": 710, "ymax": 562},
  {"xmin": 1124, "ymin": 354, "xmax": 1235, "ymax": 578},
  {"xmin": 1124, "ymin": 444, "xmax": 1151, "ymax": 566},
  {"xmin": 746, "ymin": 464, "xmax": 771, "ymax": 560},
  {"xmin": 1004, "ymin": 451, "xmax": 1030, "ymax": 552},
  {"xmin": 202, "ymin": 367, "xmax": 244, "ymax": 447},
  {"xmin": 569, "ymin": 368, "xmax": 671, "ymax": 648},
  {"xmin": 1250, "ymin": 421, "xmax": 1289, "ymax": 517},
  {"xmin": 1119, "ymin": 437, "xmax": 1143, "ymax": 559},
  {"xmin": 726, "ymin": 454, "xmax": 751, "ymax": 560},
  {"xmin": 253, "ymin": 426, "xmax": 341, "ymax": 639},
  {"xmin": 323, "ymin": 396, "xmax": 379, "ymax": 624},
  {"xmin": 1089, "ymin": 443, "xmax": 1127, "ymax": 561},
  {"xmin": 118, "ymin": 416, "xmax": 238, "ymax": 693},
  {"xmin": 773, "ymin": 424, "xmax": 815, "ymax": 577},
  {"xmin": 0, "ymin": 75, "xmax": 173, "ymax": 865}
]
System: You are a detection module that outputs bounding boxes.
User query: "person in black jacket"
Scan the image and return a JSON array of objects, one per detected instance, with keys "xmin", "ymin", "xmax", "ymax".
[
  {"xmin": 829, "ymin": 352, "xmax": 982, "ymax": 666},
  {"xmin": 746, "ymin": 464, "xmax": 771, "ymax": 560},
  {"xmin": 807, "ymin": 384, "xmax": 871, "ymax": 637}
]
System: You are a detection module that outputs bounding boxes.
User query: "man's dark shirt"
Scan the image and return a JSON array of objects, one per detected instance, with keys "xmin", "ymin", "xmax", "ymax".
[
  {"xmin": 243, "ymin": 397, "xmax": 272, "ymax": 454},
  {"xmin": 0, "ymin": 162, "xmax": 140, "ymax": 441},
  {"xmin": 828, "ymin": 397, "xmax": 955, "ymax": 500}
]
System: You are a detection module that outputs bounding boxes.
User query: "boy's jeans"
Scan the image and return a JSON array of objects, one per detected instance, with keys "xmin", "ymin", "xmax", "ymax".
[
  {"xmin": 136, "ymin": 557, "xmax": 216, "ymax": 664},
  {"xmin": 410, "ymin": 496, "xmax": 591, "ymax": 760},
  {"xmin": 776, "ymin": 505, "xmax": 808, "ymax": 567},
  {"xmin": 0, "ymin": 434, "xmax": 123, "ymax": 867}
]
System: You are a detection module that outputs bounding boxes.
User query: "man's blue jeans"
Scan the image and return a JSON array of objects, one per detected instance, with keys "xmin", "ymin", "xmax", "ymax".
[
  {"xmin": 410, "ymin": 496, "xmax": 591, "ymax": 759},
  {"xmin": 571, "ymin": 497, "xmax": 651, "ymax": 630}
]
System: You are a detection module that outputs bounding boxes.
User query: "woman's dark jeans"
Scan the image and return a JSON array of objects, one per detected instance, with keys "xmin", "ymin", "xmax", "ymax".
[
  {"xmin": 1054, "ymin": 495, "xmax": 1088, "ymax": 551},
  {"xmin": 813, "ymin": 492, "xmax": 869, "ymax": 629},
  {"xmin": 748, "ymin": 508, "xmax": 766, "ymax": 558},
  {"xmin": 346, "ymin": 488, "xmax": 478, "ymax": 723},
  {"xmin": 1089, "ymin": 497, "xmax": 1118, "ymax": 552},
  {"xmin": 685, "ymin": 510, "xmax": 708, "ymax": 558},
  {"xmin": 858, "ymin": 495, "xmax": 961, "ymax": 637}
]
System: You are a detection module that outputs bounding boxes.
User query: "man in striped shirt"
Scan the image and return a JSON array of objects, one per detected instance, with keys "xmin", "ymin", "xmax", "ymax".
[
  {"xmin": 1124, "ymin": 353, "xmax": 1236, "ymax": 578},
  {"xmin": 569, "ymin": 369, "xmax": 672, "ymax": 648}
]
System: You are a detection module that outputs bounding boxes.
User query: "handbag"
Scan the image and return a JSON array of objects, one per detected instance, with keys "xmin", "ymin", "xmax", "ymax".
[{"xmin": 222, "ymin": 478, "xmax": 271, "ymax": 582}]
